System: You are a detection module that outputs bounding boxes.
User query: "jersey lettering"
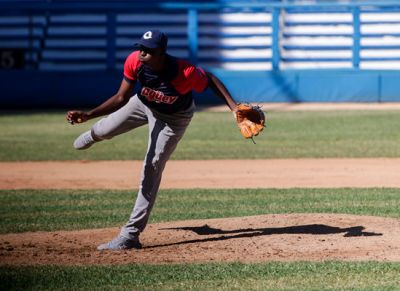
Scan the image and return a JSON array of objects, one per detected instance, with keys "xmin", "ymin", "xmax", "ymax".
[{"xmin": 141, "ymin": 87, "xmax": 178, "ymax": 104}]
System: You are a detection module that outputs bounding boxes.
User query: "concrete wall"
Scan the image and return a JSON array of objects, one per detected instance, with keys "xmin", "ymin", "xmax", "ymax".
[{"xmin": 1, "ymin": 69, "xmax": 399, "ymax": 109}]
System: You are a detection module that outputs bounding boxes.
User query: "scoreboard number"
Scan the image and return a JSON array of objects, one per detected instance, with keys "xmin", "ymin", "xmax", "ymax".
[{"xmin": 0, "ymin": 49, "xmax": 25, "ymax": 69}]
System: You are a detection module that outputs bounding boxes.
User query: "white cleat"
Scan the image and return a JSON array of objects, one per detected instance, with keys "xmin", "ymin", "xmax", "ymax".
[
  {"xmin": 73, "ymin": 130, "xmax": 96, "ymax": 150},
  {"xmin": 97, "ymin": 235, "xmax": 142, "ymax": 251}
]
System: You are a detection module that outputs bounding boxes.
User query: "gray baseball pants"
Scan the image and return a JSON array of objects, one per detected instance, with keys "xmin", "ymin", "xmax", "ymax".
[{"xmin": 91, "ymin": 95, "xmax": 194, "ymax": 240}]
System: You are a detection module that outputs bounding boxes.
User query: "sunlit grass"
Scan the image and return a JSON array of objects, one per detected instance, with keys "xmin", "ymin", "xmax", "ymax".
[
  {"xmin": 1, "ymin": 188, "xmax": 399, "ymax": 233},
  {"xmin": 1, "ymin": 110, "xmax": 400, "ymax": 160},
  {"xmin": 1, "ymin": 262, "xmax": 399, "ymax": 290}
]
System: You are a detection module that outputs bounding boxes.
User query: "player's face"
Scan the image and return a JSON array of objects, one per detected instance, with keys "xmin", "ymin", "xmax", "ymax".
[{"xmin": 139, "ymin": 46, "xmax": 164, "ymax": 68}]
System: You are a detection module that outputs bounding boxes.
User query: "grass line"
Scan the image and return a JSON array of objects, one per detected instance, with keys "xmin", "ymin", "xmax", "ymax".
[
  {"xmin": 2, "ymin": 110, "xmax": 400, "ymax": 160},
  {"xmin": 1, "ymin": 262, "xmax": 399, "ymax": 290},
  {"xmin": 1, "ymin": 188, "xmax": 399, "ymax": 234}
]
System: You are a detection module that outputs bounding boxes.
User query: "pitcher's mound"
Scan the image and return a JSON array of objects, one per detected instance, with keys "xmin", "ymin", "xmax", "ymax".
[{"xmin": 1, "ymin": 213, "xmax": 399, "ymax": 266}]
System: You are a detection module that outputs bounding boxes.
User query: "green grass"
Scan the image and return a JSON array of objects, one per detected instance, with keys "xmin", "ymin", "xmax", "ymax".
[
  {"xmin": 2, "ymin": 110, "xmax": 400, "ymax": 160},
  {"xmin": 1, "ymin": 262, "xmax": 400, "ymax": 290},
  {"xmin": 1, "ymin": 110, "xmax": 400, "ymax": 290},
  {"xmin": 1, "ymin": 188, "xmax": 399, "ymax": 234}
]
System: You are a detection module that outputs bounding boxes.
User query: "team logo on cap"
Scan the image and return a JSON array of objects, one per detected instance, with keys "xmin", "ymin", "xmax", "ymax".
[{"xmin": 143, "ymin": 31, "xmax": 152, "ymax": 39}]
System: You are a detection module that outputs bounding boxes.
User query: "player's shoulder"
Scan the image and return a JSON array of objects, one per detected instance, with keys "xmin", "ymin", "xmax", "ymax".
[
  {"xmin": 170, "ymin": 55, "xmax": 208, "ymax": 92},
  {"xmin": 123, "ymin": 51, "xmax": 142, "ymax": 81},
  {"xmin": 125, "ymin": 51, "xmax": 141, "ymax": 67},
  {"xmin": 175, "ymin": 57, "xmax": 194, "ymax": 70},
  {"xmin": 174, "ymin": 56, "xmax": 206, "ymax": 78}
]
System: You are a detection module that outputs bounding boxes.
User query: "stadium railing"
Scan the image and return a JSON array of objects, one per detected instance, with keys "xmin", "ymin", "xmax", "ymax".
[
  {"xmin": 1, "ymin": 1, "xmax": 400, "ymax": 106},
  {"xmin": 2, "ymin": 1, "xmax": 400, "ymax": 71}
]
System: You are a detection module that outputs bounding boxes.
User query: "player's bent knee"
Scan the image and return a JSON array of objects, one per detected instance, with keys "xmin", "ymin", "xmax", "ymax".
[{"xmin": 91, "ymin": 125, "xmax": 113, "ymax": 140}]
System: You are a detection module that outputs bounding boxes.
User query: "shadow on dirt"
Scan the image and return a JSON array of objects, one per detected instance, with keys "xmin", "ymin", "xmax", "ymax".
[{"xmin": 148, "ymin": 224, "xmax": 382, "ymax": 249}]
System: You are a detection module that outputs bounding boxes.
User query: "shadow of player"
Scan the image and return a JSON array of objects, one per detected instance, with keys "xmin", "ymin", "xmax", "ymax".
[{"xmin": 146, "ymin": 224, "xmax": 382, "ymax": 249}]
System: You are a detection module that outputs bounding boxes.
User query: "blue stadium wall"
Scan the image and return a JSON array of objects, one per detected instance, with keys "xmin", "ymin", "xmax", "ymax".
[
  {"xmin": 1, "ymin": 1, "xmax": 400, "ymax": 108},
  {"xmin": 1, "ymin": 69, "xmax": 400, "ymax": 108}
]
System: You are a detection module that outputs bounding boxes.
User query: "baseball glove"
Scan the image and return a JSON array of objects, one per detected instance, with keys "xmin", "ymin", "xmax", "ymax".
[{"xmin": 235, "ymin": 103, "xmax": 265, "ymax": 141}]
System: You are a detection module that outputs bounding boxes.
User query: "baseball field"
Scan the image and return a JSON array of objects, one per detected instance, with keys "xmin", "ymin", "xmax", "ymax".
[{"xmin": 1, "ymin": 105, "xmax": 400, "ymax": 290}]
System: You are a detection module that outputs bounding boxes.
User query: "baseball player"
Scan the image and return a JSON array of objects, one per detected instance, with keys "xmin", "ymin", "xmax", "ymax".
[{"xmin": 66, "ymin": 30, "xmax": 238, "ymax": 250}]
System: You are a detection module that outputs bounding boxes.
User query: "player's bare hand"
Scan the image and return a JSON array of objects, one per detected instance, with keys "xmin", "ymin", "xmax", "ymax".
[{"xmin": 66, "ymin": 111, "xmax": 88, "ymax": 125}]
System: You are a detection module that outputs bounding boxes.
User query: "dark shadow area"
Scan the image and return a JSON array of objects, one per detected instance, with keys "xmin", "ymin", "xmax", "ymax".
[
  {"xmin": 0, "ymin": 109, "xmax": 69, "ymax": 116},
  {"xmin": 146, "ymin": 224, "xmax": 382, "ymax": 249}
]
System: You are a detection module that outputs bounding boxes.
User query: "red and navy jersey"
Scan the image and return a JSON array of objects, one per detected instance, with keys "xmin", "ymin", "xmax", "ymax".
[{"xmin": 123, "ymin": 51, "xmax": 208, "ymax": 114}]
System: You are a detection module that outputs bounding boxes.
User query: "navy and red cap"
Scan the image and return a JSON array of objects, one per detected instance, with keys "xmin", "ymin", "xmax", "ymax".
[{"xmin": 134, "ymin": 30, "xmax": 168, "ymax": 50}]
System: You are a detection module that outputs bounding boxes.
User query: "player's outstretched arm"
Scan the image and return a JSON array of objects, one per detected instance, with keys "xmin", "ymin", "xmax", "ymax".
[
  {"xmin": 205, "ymin": 71, "xmax": 265, "ymax": 141},
  {"xmin": 205, "ymin": 71, "xmax": 237, "ymax": 112},
  {"xmin": 66, "ymin": 79, "xmax": 135, "ymax": 125}
]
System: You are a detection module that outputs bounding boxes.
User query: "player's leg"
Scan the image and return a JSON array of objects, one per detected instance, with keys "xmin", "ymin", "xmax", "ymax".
[
  {"xmin": 120, "ymin": 107, "xmax": 193, "ymax": 239},
  {"xmin": 98, "ymin": 104, "xmax": 194, "ymax": 250},
  {"xmin": 73, "ymin": 95, "xmax": 148, "ymax": 150}
]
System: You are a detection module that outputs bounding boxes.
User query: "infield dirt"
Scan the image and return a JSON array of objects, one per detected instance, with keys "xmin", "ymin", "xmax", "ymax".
[
  {"xmin": 1, "ymin": 159, "xmax": 400, "ymax": 265},
  {"xmin": 1, "ymin": 213, "xmax": 399, "ymax": 265},
  {"xmin": 2, "ymin": 158, "xmax": 400, "ymax": 189}
]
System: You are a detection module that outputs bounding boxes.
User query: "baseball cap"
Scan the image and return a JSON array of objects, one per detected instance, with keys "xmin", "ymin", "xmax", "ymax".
[{"xmin": 134, "ymin": 30, "xmax": 168, "ymax": 50}]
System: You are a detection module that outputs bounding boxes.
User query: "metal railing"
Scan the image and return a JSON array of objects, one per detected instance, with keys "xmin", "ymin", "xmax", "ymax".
[{"xmin": 1, "ymin": 1, "xmax": 400, "ymax": 71}]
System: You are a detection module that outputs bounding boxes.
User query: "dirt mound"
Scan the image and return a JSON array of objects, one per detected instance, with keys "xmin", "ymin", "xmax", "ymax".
[{"xmin": 1, "ymin": 213, "xmax": 399, "ymax": 266}]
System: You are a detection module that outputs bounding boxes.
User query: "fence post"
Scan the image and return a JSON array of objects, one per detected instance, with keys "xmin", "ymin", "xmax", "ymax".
[
  {"xmin": 106, "ymin": 12, "xmax": 116, "ymax": 71},
  {"xmin": 272, "ymin": 7, "xmax": 281, "ymax": 70},
  {"xmin": 28, "ymin": 14, "xmax": 34, "ymax": 69},
  {"xmin": 352, "ymin": 6, "xmax": 361, "ymax": 69},
  {"xmin": 188, "ymin": 9, "xmax": 198, "ymax": 64}
]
